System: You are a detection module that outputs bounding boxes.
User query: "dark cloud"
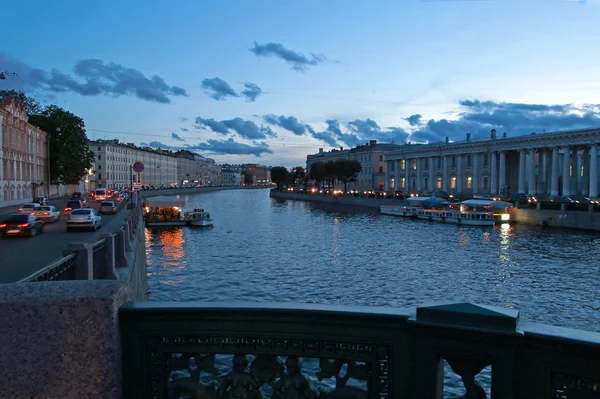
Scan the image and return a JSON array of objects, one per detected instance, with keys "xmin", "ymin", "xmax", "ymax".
[
  {"xmin": 241, "ymin": 82, "xmax": 263, "ymax": 102},
  {"xmin": 186, "ymin": 138, "xmax": 272, "ymax": 157},
  {"xmin": 249, "ymin": 41, "xmax": 326, "ymax": 72},
  {"xmin": 179, "ymin": 127, "xmax": 189, "ymax": 132},
  {"xmin": 201, "ymin": 77, "xmax": 239, "ymax": 101},
  {"xmin": 194, "ymin": 116, "xmax": 276, "ymax": 140},
  {"xmin": 143, "ymin": 141, "xmax": 177, "ymax": 149},
  {"xmin": 405, "ymin": 114, "xmax": 422, "ymax": 127},
  {"xmin": 408, "ymin": 99, "xmax": 600, "ymax": 143},
  {"xmin": 171, "ymin": 132, "xmax": 184, "ymax": 141},
  {"xmin": 346, "ymin": 118, "xmax": 408, "ymax": 145},
  {"xmin": 306, "ymin": 124, "xmax": 339, "ymax": 147},
  {"xmin": 263, "ymin": 114, "xmax": 310, "ymax": 136},
  {"xmin": 0, "ymin": 53, "xmax": 187, "ymax": 103}
]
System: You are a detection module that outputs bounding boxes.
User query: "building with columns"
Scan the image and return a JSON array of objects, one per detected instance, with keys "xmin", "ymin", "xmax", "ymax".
[
  {"xmin": 0, "ymin": 96, "xmax": 49, "ymax": 207},
  {"xmin": 384, "ymin": 128, "xmax": 600, "ymax": 198}
]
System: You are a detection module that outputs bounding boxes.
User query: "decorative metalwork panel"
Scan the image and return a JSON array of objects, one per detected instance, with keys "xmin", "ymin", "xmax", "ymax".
[
  {"xmin": 145, "ymin": 335, "xmax": 390, "ymax": 399},
  {"xmin": 444, "ymin": 356, "xmax": 491, "ymax": 399},
  {"xmin": 551, "ymin": 372, "xmax": 600, "ymax": 399},
  {"xmin": 19, "ymin": 253, "xmax": 77, "ymax": 282}
]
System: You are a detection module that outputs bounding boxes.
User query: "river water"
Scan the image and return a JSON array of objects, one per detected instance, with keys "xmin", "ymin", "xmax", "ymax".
[{"xmin": 145, "ymin": 188, "xmax": 600, "ymax": 396}]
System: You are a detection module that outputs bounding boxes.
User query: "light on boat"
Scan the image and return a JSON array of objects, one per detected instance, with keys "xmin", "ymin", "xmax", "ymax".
[{"xmin": 501, "ymin": 214, "xmax": 510, "ymax": 221}]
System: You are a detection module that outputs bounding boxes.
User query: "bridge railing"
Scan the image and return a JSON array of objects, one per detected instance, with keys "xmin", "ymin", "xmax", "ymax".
[
  {"xmin": 119, "ymin": 301, "xmax": 600, "ymax": 399},
  {"xmin": 17, "ymin": 253, "xmax": 77, "ymax": 282}
]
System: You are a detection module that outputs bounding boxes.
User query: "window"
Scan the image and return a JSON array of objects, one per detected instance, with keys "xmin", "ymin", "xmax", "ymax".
[
  {"xmin": 379, "ymin": 166, "xmax": 383, "ymax": 173},
  {"xmin": 424, "ymin": 177, "xmax": 429, "ymax": 190},
  {"xmin": 412, "ymin": 178, "xmax": 416, "ymax": 188},
  {"xmin": 482, "ymin": 176, "xmax": 488, "ymax": 189},
  {"xmin": 483, "ymin": 154, "xmax": 489, "ymax": 166},
  {"xmin": 424, "ymin": 158, "xmax": 429, "ymax": 169},
  {"xmin": 98, "ymin": 165, "xmax": 102, "ymax": 169},
  {"xmin": 437, "ymin": 157, "xmax": 442, "ymax": 168},
  {"xmin": 401, "ymin": 160, "xmax": 406, "ymax": 170},
  {"xmin": 98, "ymin": 146, "xmax": 101, "ymax": 150},
  {"xmin": 467, "ymin": 176, "xmax": 472, "ymax": 189},
  {"xmin": 437, "ymin": 177, "xmax": 442, "ymax": 189},
  {"xmin": 98, "ymin": 173, "xmax": 102, "ymax": 180},
  {"xmin": 451, "ymin": 176, "xmax": 456, "ymax": 189},
  {"xmin": 401, "ymin": 177, "xmax": 405, "ymax": 189},
  {"xmin": 379, "ymin": 155, "xmax": 383, "ymax": 162},
  {"xmin": 467, "ymin": 155, "xmax": 471, "ymax": 167},
  {"xmin": 412, "ymin": 159, "xmax": 417, "ymax": 170},
  {"xmin": 451, "ymin": 156, "xmax": 456, "ymax": 167}
]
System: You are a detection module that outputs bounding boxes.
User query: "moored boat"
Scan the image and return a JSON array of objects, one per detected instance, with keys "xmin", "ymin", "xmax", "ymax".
[
  {"xmin": 184, "ymin": 209, "xmax": 213, "ymax": 227},
  {"xmin": 416, "ymin": 209, "xmax": 495, "ymax": 226},
  {"xmin": 143, "ymin": 196, "xmax": 186, "ymax": 227},
  {"xmin": 380, "ymin": 205, "xmax": 421, "ymax": 218},
  {"xmin": 460, "ymin": 199, "xmax": 513, "ymax": 223}
]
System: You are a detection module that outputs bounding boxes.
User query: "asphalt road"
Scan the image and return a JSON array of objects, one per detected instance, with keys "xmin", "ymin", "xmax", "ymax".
[{"xmin": 0, "ymin": 200, "xmax": 129, "ymax": 284}]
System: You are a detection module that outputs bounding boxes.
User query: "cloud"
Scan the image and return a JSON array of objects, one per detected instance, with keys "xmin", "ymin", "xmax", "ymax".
[
  {"xmin": 186, "ymin": 138, "xmax": 272, "ymax": 157},
  {"xmin": 143, "ymin": 141, "xmax": 177, "ymax": 149},
  {"xmin": 241, "ymin": 82, "xmax": 263, "ymax": 102},
  {"xmin": 201, "ymin": 77, "xmax": 239, "ymax": 101},
  {"xmin": 307, "ymin": 124, "xmax": 339, "ymax": 147},
  {"xmin": 405, "ymin": 114, "xmax": 423, "ymax": 127},
  {"xmin": 177, "ymin": 116, "xmax": 188, "ymax": 122},
  {"xmin": 194, "ymin": 116, "xmax": 276, "ymax": 139},
  {"xmin": 171, "ymin": 132, "xmax": 184, "ymax": 141},
  {"xmin": 179, "ymin": 127, "xmax": 189, "ymax": 132},
  {"xmin": 263, "ymin": 114, "xmax": 310, "ymax": 136},
  {"xmin": 250, "ymin": 41, "xmax": 326, "ymax": 72},
  {"xmin": 0, "ymin": 53, "xmax": 187, "ymax": 103},
  {"xmin": 408, "ymin": 99, "xmax": 600, "ymax": 143}
]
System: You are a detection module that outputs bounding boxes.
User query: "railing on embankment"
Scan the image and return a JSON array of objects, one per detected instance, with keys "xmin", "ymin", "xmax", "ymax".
[
  {"xmin": 0, "ymin": 197, "xmax": 148, "ymax": 399},
  {"xmin": 119, "ymin": 301, "xmax": 600, "ymax": 398}
]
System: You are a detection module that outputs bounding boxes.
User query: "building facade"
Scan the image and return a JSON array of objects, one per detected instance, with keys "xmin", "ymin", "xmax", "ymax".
[
  {"xmin": 221, "ymin": 170, "xmax": 243, "ymax": 186},
  {"xmin": 306, "ymin": 140, "xmax": 398, "ymax": 191},
  {"xmin": 0, "ymin": 96, "xmax": 48, "ymax": 206},
  {"xmin": 243, "ymin": 164, "xmax": 269, "ymax": 185},
  {"xmin": 384, "ymin": 128, "xmax": 600, "ymax": 198}
]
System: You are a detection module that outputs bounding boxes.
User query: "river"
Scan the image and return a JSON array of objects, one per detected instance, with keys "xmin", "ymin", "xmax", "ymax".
[{"xmin": 145, "ymin": 188, "xmax": 600, "ymax": 396}]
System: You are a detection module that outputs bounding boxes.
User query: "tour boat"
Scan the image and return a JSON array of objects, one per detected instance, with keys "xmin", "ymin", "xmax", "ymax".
[
  {"xmin": 416, "ymin": 209, "xmax": 495, "ymax": 226},
  {"xmin": 143, "ymin": 196, "xmax": 186, "ymax": 227},
  {"xmin": 184, "ymin": 209, "xmax": 213, "ymax": 227},
  {"xmin": 380, "ymin": 205, "xmax": 421, "ymax": 218},
  {"xmin": 460, "ymin": 199, "xmax": 513, "ymax": 223}
]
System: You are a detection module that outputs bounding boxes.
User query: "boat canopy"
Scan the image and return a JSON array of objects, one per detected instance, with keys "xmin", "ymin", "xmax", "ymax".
[
  {"xmin": 407, "ymin": 196, "xmax": 449, "ymax": 206},
  {"xmin": 145, "ymin": 196, "xmax": 186, "ymax": 208},
  {"xmin": 461, "ymin": 199, "xmax": 513, "ymax": 209}
]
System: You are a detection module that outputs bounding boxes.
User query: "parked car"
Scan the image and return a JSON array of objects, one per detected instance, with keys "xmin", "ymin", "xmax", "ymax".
[
  {"xmin": 509, "ymin": 193, "xmax": 537, "ymax": 203},
  {"xmin": 99, "ymin": 201, "xmax": 117, "ymax": 214},
  {"xmin": 66, "ymin": 209, "xmax": 102, "ymax": 231},
  {"xmin": 549, "ymin": 196, "xmax": 576, "ymax": 203},
  {"xmin": 31, "ymin": 206, "xmax": 61, "ymax": 223},
  {"xmin": 33, "ymin": 196, "xmax": 48, "ymax": 205},
  {"xmin": 0, "ymin": 214, "xmax": 44, "ymax": 238},
  {"xmin": 64, "ymin": 200, "xmax": 84, "ymax": 216},
  {"xmin": 19, "ymin": 203, "xmax": 42, "ymax": 213}
]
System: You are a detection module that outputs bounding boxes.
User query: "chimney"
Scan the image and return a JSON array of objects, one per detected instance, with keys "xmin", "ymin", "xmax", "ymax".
[
  {"xmin": 466, "ymin": 133, "xmax": 471, "ymax": 142},
  {"xmin": 319, "ymin": 148, "xmax": 323, "ymax": 153},
  {"xmin": 340, "ymin": 147, "xmax": 344, "ymax": 151},
  {"xmin": 370, "ymin": 140, "xmax": 377, "ymax": 146},
  {"xmin": 445, "ymin": 136, "xmax": 449, "ymax": 144},
  {"xmin": 490, "ymin": 129, "xmax": 497, "ymax": 139},
  {"xmin": 503, "ymin": 132, "xmax": 507, "ymax": 138}
]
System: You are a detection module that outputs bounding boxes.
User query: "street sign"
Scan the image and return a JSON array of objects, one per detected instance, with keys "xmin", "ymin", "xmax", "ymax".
[{"xmin": 133, "ymin": 162, "xmax": 145, "ymax": 173}]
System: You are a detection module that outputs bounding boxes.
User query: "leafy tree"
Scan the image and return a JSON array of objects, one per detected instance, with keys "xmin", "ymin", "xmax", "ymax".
[
  {"xmin": 270, "ymin": 166, "xmax": 290, "ymax": 191},
  {"xmin": 242, "ymin": 170, "xmax": 253, "ymax": 185},
  {"xmin": 291, "ymin": 166, "xmax": 306, "ymax": 187},
  {"xmin": 325, "ymin": 161, "xmax": 337, "ymax": 192},
  {"xmin": 310, "ymin": 162, "xmax": 326, "ymax": 189},
  {"xmin": 0, "ymin": 89, "xmax": 43, "ymax": 115},
  {"xmin": 334, "ymin": 159, "xmax": 362, "ymax": 193},
  {"xmin": 29, "ymin": 105, "xmax": 94, "ymax": 185}
]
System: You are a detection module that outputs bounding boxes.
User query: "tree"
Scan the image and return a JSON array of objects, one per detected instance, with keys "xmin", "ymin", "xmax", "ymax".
[
  {"xmin": 291, "ymin": 166, "xmax": 306, "ymax": 187},
  {"xmin": 0, "ymin": 89, "xmax": 43, "ymax": 115},
  {"xmin": 242, "ymin": 170, "xmax": 253, "ymax": 185},
  {"xmin": 334, "ymin": 159, "xmax": 362, "ymax": 193},
  {"xmin": 310, "ymin": 162, "xmax": 326, "ymax": 190},
  {"xmin": 270, "ymin": 166, "xmax": 290, "ymax": 191},
  {"xmin": 29, "ymin": 105, "xmax": 94, "ymax": 185},
  {"xmin": 325, "ymin": 161, "xmax": 337, "ymax": 192}
]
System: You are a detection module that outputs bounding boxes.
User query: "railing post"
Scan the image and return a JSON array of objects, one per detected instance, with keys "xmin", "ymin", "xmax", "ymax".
[
  {"xmin": 536, "ymin": 202, "xmax": 542, "ymax": 211},
  {"xmin": 62, "ymin": 242, "xmax": 93, "ymax": 280},
  {"xmin": 560, "ymin": 203, "xmax": 567, "ymax": 212},
  {"xmin": 114, "ymin": 228, "xmax": 128, "ymax": 267},
  {"xmin": 99, "ymin": 233, "xmax": 117, "ymax": 279},
  {"xmin": 123, "ymin": 221, "xmax": 133, "ymax": 252}
]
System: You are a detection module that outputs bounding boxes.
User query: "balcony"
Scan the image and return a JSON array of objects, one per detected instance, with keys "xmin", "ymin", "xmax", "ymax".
[{"xmin": 119, "ymin": 301, "xmax": 600, "ymax": 398}]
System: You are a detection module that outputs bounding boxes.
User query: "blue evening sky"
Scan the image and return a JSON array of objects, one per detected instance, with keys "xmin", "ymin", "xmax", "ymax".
[{"xmin": 2, "ymin": 0, "xmax": 599, "ymax": 166}]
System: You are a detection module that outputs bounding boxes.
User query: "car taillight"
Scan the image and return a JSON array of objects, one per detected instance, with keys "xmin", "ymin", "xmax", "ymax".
[
  {"xmin": 65, "ymin": 208, "xmax": 71, "ymax": 211},
  {"xmin": 19, "ymin": 223, "xmax": 29, "ymax": 228},
  {"xmin": 88, "ymin": 216, "xmax": 92, "ymax": 220},
  {"xmin": 0, "ymin": 224, "xmax": 6, "ymax": 228},
  {"xmin": 18, "ymin": 208, "xmax": 22, "ymax": 212},
  {"xmin": 43, "ymin": 212, "xmax": 49, "ymax": 215}
]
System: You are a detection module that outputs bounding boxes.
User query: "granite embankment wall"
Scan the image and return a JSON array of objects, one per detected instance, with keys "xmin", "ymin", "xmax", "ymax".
[
  {"xmin": 270, "ymin": 190, "xmax": 600, "ymax": 231},
  {"xmin": 0, "ymin": 205, "xmax": 147, "ymax": 398},
  {"xmin": 139, "ymin": 185, "xmax": 269, "ymax": 198}
]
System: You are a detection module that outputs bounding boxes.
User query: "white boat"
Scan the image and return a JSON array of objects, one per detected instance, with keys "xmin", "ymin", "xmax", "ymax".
[
  {"xmin": 416, "ymin": 209, "xmax": 495, "ymax": 226},
  {"xmin": 460, "ymin": 199, "xmax": 513, "ymax": 223},
  {"xmin": 380, "ymin": 205, "xmax": 421, "ymax": 218},
  {"xmin": 184, "ymin": 209, "xmax": 213, "ymax": 227},
  {"xmin": 144, "ymin": 196, "xmax": 186, "ymax": 227}
]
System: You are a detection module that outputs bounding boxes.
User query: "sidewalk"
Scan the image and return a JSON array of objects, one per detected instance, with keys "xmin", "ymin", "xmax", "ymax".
[{"xmin": 0, "ymin": 196, "xmax": 71, "ymax": 217}]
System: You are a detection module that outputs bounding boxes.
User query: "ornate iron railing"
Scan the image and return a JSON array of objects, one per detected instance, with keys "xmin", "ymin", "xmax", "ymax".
[
  {"xmin": 18, "ymin": 253, "xmax": 77, "ymax": 282},
  {"xmin": 91, "ymin": 239, "xmax": 107, "ymax": 279},
  {"xmin": 119, "ymin": 302, "xmax": 600, "ymax": 399}
]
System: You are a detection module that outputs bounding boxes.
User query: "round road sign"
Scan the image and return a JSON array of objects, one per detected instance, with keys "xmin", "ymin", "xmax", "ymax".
[{"xmin": 133, "ymin": 162, "xmax": 145, "ymax": 173}]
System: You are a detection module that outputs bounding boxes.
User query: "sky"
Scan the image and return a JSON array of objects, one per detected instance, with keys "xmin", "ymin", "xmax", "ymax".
[{"xmin": 2, "ymin": 0, "xmax": 600, "ymax": 167}]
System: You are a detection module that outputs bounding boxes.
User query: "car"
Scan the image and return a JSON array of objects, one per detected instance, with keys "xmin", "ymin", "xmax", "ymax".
[
  {"xmin": 33, "ymin": 196, "xmax": 48, "ymax": 206},
  {"xmin": 72, "ymin": 192, "xmax": 87, "ymax": 205},
  {"xmin": 0, "ymin": 214, "xmax": 44, "ymax": 238},
  {"xmin": 19, "ymin": 203, "xmax": 42, "ymax": 213},
  {"xmin": 66, "ymin": 208, "xmax": 102, "ymax": 231},
  {"xmin": 31, "ymin": 206, "xmax": 61, "ymax": 223},
  {"xmin": 99, "ymin": 201, "xmax": 117, "ymax": 214},
  {"xmin": 64, "ymin": 200, "xmax": 84, "ymax": 216}
]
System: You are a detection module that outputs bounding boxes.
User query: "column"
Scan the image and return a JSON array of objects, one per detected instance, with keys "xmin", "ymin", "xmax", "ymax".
[
  {"xmin": 590, "ymin": 145, "xmax": 598, "ymax": 198},
  {"xmin": 490, "ymin": 152, "xmax": 498, "ymax": 194},
  {"xmin": 394, "ymin": 160, "xmax": 401, "ymax": 192},
  {"xmin": 571, "ymin": 149, "xmax": 578, "ymax": 195},
  {"xmin": 582, "ymin": 148, "xmax": 590, "ymax": 196},
  {"xmin": 429, "ymin": 156, "xmax": 435, "ymax": 192},
  {"xmin": 539, "ymin": 150, "xmax": 549, "ymax": 195},
  {"xmin": 405, "ymin": 158, "xmax": 410, "ymax": 193},
  {"xmin": 442, "ymin": 156, "xmax": 449, "ymax": 192},
  {"xmin": 472, "ymin": 153, "xmax": 479, "ymax": 194},
  {"xmin": 498, "ymin": 151, "xmax": 506, "ymax": 195},
  {"xmin": 416, "ymin": 158, "xmax": 421, "ymax": 192},
  {"xmin": 527, "ymin": 149, "xmax": 536, "ymax": 195},
  {"xmin": 456, "ymin": 155, "xmax": 463, "ymax": 194},
  {"xmin": 562, "ymin": 146, "xmax": 570, "ymax": 196},
  {"xmin": 551, "ymin": 147, "xmax": 559, "ymax": 196},
  {"xmin": 518, "ymin": 150, "xmax": 526, "ymax": 193},
  {"xmin": 384, "ymin": 161, "xmax": 391, "ymax": 191}
]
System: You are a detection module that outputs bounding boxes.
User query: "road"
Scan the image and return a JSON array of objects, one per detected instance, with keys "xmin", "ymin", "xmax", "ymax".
[{"xmin": 0, "ymin": 199, "xmax": 130, "ymax": 284}]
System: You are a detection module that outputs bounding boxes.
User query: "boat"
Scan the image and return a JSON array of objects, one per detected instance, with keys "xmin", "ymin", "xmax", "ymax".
[
  {"xmin": 416, "ymin": 208, "xmax": 495, "ymax": 226},
  {"xmin": 184, "ymin": 209, "xmax": 213, "ymax": 227},
  {"xmin": 380, "ymin": 205, "xmax": 421, "ymax": 218},
  {"xmin": 459, "ymin": 199, "xmax": 513, "ymax": 223},
  {"xmin": 143, "ymin": 196, "xmax": 186, "ymax": 227}
]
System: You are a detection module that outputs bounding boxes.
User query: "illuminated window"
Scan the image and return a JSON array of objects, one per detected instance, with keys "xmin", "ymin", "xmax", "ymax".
[
  {"xmin": 412, "ymin": 159, "xmax": 417, "ymax": 170},
  {"xmin": 451, "ymin": 176, "xmax": 457, "ymax": 189},
  {"xmin": 437, "ymin": 177, "xmax": 442, "ymax": 189},
  {"xmin": 391, "ymin": 177, "xmax": 395, "ymax": 189},
  {"xmin": 467, "ymin": 176, "xmax": 472, "ymax": 189},
  {"xmin": 401, "ymin": 160, "xmax": 406, "ymax": 170},
  {"xmin": 401, "ymin": 177, "xmax": 406, "ymax": 189}
]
